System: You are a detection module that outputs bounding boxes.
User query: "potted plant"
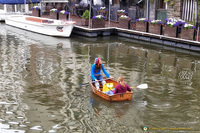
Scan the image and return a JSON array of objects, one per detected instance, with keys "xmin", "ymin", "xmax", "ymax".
[
  {"xmin": 149, "ymin": 20, "xmax": 163, "ymax": 35},
  {"xmin": 92, "ymin": 15, "xmax": 105, "ymax": 28},
  {"xmin": 81, "ymin": 10, "xmax": 89, "ymax": 26},
  {"xmin": 98, "ymin": 7, "xmax": 108, "ymax": 20},
  {"xmin": 180, "ymin": 23, "xmax": 195, "ymax": 40},
  {"xmin": 136, "ymin": 18, "xmax": 148, "ymax": 32},
  {"xmin": 163, "ymin": 18, "xmax": 185, "ymax": 38},
  {"xmin": 59, "ymin": 10, "xmax": 69, "ymax": 20},
  {"xmin": 100, "ymin": 7, "xmax": 106, "ymax": 10},
  {"xmin": 119, "ymin": 15, "xmax": 131, "ymax": 29},
  {"xmin": 32, "ymin": 6, "xmax": 40, "ymax": 17},
  {"xmin": 50, "ymin": 8, "xmax": 59, "ymax": 20},
  {"xmin": 117, "ymin": 9, "xmax": 127, "ymax": 22}
]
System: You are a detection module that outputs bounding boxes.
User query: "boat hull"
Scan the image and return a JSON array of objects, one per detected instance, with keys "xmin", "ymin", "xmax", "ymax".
[
  {"xmin": 91, "ymin": 79, "xmax": 133, "ymax": 101},
  {"xmin": 5, "ymin": 15, "xmax": 74, "ymax": 37}
]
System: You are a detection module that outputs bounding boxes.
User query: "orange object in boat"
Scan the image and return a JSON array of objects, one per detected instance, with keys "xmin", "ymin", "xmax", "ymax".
[
  {"xmin": 25, "ymin": 17, "xmax": 53, "ymax": 23},
  {"xmin": 26, "ymin": 17, "xmax": 43, "ymax": 23}
]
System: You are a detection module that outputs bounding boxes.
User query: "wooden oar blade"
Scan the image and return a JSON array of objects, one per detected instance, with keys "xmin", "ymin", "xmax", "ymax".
[{"xmin": 136, "ymin": 84, "xmax": 148, "ymax": 89}]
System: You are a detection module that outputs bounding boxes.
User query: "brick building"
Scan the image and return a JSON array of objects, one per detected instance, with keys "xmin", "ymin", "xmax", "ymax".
[{"xmin": 40, "ymin": 0, "xmax": 198, "ymax": 24}]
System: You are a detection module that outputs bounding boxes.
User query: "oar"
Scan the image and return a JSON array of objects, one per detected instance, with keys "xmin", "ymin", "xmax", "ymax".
[
  {"xmin": 131, "ymin": 84, "xmax": 148, "ymax": 90},
  {"xmin": 81, "ymin": 78, "xmax": 112, "ymax": 87}
]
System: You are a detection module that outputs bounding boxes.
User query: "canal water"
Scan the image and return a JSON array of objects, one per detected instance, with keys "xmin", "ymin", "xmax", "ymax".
[{"xmin": 0, "ymin": 23, "xmax": 200, "ymax": 133}]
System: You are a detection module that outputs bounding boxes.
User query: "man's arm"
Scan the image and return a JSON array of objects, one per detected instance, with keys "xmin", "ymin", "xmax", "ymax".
[
  {"xmin": 112, "ymin": 85, "xmax": 119, "ymax": 94},
  {"xmin": 126, "ymin": 84, "xmax": 132, "ymax": 92}
]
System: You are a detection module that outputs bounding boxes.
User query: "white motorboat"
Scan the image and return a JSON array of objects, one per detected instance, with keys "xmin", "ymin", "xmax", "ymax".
[{"xmin": 5, "ymin": 15, "xmax": 75, "ymax": 37}]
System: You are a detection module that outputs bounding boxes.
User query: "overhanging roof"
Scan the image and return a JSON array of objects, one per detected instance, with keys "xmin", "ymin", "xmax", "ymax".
[{"xmin": 0, "ymin": 0, "xmax": 41, "ymax": 4}]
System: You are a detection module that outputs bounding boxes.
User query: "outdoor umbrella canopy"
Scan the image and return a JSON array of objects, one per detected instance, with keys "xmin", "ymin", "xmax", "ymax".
[{"xmin": 0, "ymin": 0, "xmax": 41, "ymax": 4}]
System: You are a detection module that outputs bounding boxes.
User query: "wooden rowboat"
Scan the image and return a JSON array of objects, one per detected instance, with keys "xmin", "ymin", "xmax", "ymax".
[{"xmin": 90, "ymin": 78, "xmax": 133, "ymax": 101}]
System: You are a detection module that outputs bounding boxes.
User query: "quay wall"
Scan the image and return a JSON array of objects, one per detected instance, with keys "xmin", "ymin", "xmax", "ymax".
[{"xmin": 72, "ymin": 25, "xmax": 200, "ymax": 52}]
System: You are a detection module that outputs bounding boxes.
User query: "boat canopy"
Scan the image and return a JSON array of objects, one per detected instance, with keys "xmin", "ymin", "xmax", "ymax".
[{"xmin": 0, "ymin": 0, "xmax": 41, "ymax": 4}]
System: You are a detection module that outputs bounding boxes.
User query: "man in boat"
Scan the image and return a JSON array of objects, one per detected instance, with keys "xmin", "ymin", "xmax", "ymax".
[
  {"xmin": 112, "ymin": 77, "xmax": 132, "ymax": 94},
  {"xmin": 91, "ymin": 57, "xmax": 111, "ymax": 90}
]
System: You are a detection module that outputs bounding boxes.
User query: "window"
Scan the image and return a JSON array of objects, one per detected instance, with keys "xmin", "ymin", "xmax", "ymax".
[
  {"xmin": 0, "ymin": 4, "xmax": 4, "ymax": 10},
  {"xmin": 129, "ymin": 0, "xmax": 135, "ymax": 7},
  {"xmin": 157, "ymin": 0, "xmax": 165, "ymax": 9},
  {"xmin": 113, "ymin": 0, "xmax": 119, "ymax": 5}
]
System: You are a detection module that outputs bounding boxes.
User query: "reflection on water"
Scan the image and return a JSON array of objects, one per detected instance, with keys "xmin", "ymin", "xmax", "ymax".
[{"xmin": 0, "ymin": 23, "xmax": 200, "ymax": 132}]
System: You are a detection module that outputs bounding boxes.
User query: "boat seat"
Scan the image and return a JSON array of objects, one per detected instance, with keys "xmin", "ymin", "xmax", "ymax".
[{"xmin": 26, "ymin": 17, "xmax": 54, "ymax": 24}]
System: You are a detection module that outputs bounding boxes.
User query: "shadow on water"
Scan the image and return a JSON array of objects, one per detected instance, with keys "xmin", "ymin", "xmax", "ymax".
[
  {"xmin": 27, "ymin": 84, "xmax": 65, "ymax": 109},
  {"xmin": 90, "ymin": 93, "xmax": 131, "ymax": 118},
  {"xmin": 118, "ymin": 36, "xmax": 200, "ymax": 57},
  {"xmin": 1, "ymin": 24, "xmax": 71, "ymax": 48}
]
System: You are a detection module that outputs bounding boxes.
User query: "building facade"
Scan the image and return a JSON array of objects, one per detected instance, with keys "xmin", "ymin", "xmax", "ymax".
[{"xmin": 40, "ymin": 0, "xmax": 198, "ymax": 24}]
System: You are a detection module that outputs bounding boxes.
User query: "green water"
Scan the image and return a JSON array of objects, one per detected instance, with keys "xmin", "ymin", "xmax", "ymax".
[{"xmin": 0, "ymin": 23, "xmax": 200, "ymax": 133}]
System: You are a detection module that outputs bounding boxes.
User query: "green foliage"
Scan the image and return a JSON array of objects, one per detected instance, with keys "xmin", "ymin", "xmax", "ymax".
[
  {"xmin": 197, "ymin": 0, "xmax": 200, "ymax": 23},
  {"xmin": 186, "ymin": 20, "xmax": 195, "ymax": 25},
  {"xmin": 169, "ymin": 1, "xmax": 174, "ymax": 6},
  {"xmin": 164, "ymin": 0, "xmax": 174, "ymax": 7},
  {"xmin": 198, "ymin": 8, "xmax": 200, "ymax": 15},
  {"xmin": 82, "ymin": 10, "xmax": 89, "ymax": 20},
  {"xmin": 150, "ymin": 0, "xmax": 154, "ymax": 3}
]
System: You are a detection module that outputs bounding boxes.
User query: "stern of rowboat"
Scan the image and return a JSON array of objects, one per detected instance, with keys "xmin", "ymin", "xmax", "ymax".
[{"xmin": 90, "ymin": 79, "xmax": 133, "ymax": 101}]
